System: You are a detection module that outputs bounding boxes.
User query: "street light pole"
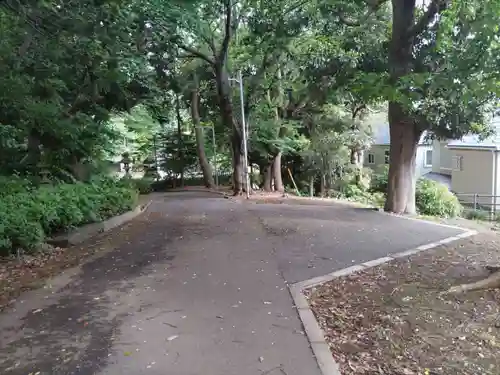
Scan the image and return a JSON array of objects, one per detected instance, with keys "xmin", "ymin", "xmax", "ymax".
[{"xmin": 230, "ymin": 71, "xmax": 250, "ymax": 199}]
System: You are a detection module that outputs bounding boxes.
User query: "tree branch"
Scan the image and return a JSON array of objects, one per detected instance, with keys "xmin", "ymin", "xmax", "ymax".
[
  {"xmin": 177, "ymin": 43, "xmax": 214, "ymax": 65},
  {"xmin": 408, "ymin": 0, "xmax": 446, "ymax": 38},
  {"xmin": 219, "ymin": 0, "xmax": 232, "ymax": 63},
  {"xmin": 336, "ymin": 0, "xmax": 387, "ymax": 27}
]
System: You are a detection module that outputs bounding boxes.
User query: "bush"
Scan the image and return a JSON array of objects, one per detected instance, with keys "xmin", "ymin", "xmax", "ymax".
[
  {"xmin": 335, "ymin": 183, "xmax": 385, "ymax": 208},
  {"xmin": 415, "ymin": 178, "xmax": 462, "ymax": 218},
  {"xmin": 370, "ymin": 165, "xmax": 389, "ymax": 194},
  {"xmin": 126, "ymin": 177, "xmax": 154, "ymax": 195},
  {"xmin": 0, "ymin": 177, "xmax": 139, "ymax": 256},
  {"xmin": 465, "ymin": 210, "xmax": 489, "ymax": 221},
  {"xmin": 0, "ymin": 175, "xmax": 33, "ymax": 197}
]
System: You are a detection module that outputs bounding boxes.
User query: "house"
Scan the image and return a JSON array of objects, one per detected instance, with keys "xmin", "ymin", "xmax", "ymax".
[
  {"xmin": 363, "ymin": 118, "xmax": 433, "ymax": 177},
  {"xmin": 428, "ymin": 116, "xmax": 500, "ymax": 208}
]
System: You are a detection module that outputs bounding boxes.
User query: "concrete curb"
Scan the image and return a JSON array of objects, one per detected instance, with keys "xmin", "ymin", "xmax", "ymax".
[
  {"xmin": 47, "ymin": 201, "xmax": 152, "ymax": 248},
  {"xmin": 288, "ymin": 228, "xmax": 478, "ymax": 375},
  {"xmin": 165, "ymin": 188, "xmax": 230, "ymax": 197}
]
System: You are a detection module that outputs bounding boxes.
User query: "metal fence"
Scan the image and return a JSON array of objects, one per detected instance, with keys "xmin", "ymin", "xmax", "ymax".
[{"xmin": 454, "ymin": 193, "xmax": 500, "ymax": 220}]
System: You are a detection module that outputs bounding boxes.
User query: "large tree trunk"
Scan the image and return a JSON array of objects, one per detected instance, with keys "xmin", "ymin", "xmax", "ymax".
[
  {"xmin": 384, "ymin": 103, "xmax": 421, "ymax": 214},
  {"xmin": 214, "ymin": 64, "xmax": 243, "ymax": 195},
  {"xmin": 191, "ymin": 80, "xmax": 215, "ymax": 189},
  {"xmin": 272, "ymin": 152, "xmax": 284, "ymax": 192},
  {"xmin": 175, "ymin": 96, "xmax": 185, "ymax": 187},
  {"xmin": 384, "ymin": 0, "xmax": 421, "ymax": 214}
]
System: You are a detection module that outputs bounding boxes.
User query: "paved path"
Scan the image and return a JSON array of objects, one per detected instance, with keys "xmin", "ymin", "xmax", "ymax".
[{"xmin": 0, "ymin": 192, "xmax": 463, "ymax": 375}]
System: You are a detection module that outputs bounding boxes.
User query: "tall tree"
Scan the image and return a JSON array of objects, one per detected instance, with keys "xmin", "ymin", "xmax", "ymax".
[{"xmin": 383, "ymin": 0, "xmax": 500, "ymax": 213}]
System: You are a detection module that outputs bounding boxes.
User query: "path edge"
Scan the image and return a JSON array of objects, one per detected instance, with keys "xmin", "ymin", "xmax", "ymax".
[
  {"xmin": 288, "ymin": 229, "xmax": 478, "ymax": 375},
  {"xmin": 48, "ymin": 200, "xmax": 152, "ymax": 247}
]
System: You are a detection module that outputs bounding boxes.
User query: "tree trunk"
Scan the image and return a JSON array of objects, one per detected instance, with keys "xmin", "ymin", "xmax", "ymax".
[
  {"xmin": 320, "ymin": 173, "xmax": 326, "ymax": 198},
  {"xmin": 175, "ymin": 95, "xmax": 185, "ymax": 187},
  {"xmin": 350, "ymin": 147, "xmax": 363, "ymax": 185},
  {"xmin": 214, "ymin": 63, "xmax": 242, "ymax": 195},
  {"xmin": 272, "ymin": 152, "xmax": 284, "ymax": 192},
  {"xmin": 384, "ymin": 0, "xmax": 421, "ymax": 214},
  {"xmin": 190, "ymin": 80, "xmax": 215, "ymax": 189},
  {"xmin": 263, "ymin": 162, "xmax": 273, "ymax": 192},
  {"xmin": 309, "ymin": 175, "xmax": 314, "ymax": 197},
  {"xmin": 23, "ymin": 128, "xmax": 42, "ymax": 170},
  {"xmin": 384, "ymin": 103, "xmax": 421, "ymax": 214}
]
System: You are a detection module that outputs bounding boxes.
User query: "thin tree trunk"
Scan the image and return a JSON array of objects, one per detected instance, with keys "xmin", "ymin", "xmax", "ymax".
[
  {"xmin": 309, "ymin": 175, "xmax": 314, "ymax": 197},
  {"xmin": 272, "ymin": 152, "xmax": 284, "ymax": 192},
  {"xmin": 175, "ymin": 95, "xmax": 185, "ymax": 187},
  {"xmin": 263, "ymin": 162, "xmax": 273, "ymax": 192},
  {"xmin": 214, "ymin": 63, "xmax": 242, "ymax": 195},
  {"xmin": 231, "ymin": 130, "xmax": 244, "ymax": 195},
  {"xmin": 191, "ymin": 77, "xmax": 215, "ymax": 189},
  {"xmin": 320, "ymin": 173, "xmax": 326, "ymax": 198}
]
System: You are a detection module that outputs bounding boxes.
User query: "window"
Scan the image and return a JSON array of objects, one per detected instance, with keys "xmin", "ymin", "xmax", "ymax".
[
  {"xmin": 453, "ymin": 155, "xmax": 464, "ymax": 171},
  {"xmin": 424, "ymin": 149, "xmax": 433, "ymax": 167},
  {"xmin": 384, "ymin": 150, "xmax": 390, "ymax": 164},
  {"xmin": 368, "ymin": 153, "xmax": 375, "ymax": 164}
]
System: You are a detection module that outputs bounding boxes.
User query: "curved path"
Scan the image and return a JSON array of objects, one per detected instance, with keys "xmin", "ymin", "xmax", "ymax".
[{"xmin": 0, "ymin": 192, "xmax": 463, "ymax": 375}]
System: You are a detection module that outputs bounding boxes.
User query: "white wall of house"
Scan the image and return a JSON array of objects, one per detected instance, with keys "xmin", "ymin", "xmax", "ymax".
[
  {"xmin": 416, "ymin": 145, "xmax": 433, "ymax": 177},
  {"xmin": 364, "ymin": 145, "xmax": 390, "ymax": 173},
  {"xmin": 449, "ymin": 148, "xmax": 496, "ymax": 208},
  {"xmin": 364, "ymin": 144, "xmax": 432, "ymax": 177},
  {"xmin": 431, "ymin": 140, "xmax": 453, "ymax": 176}
]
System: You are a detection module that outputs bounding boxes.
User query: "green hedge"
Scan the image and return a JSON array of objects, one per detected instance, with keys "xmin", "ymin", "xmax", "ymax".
[
  {"xmin": 367, "ymin": 167, "xmax": 462, "ymax": 217},
  {"xmin": 0, "ymin": 176, "xmax": 138, "ymax": 256},
  {"xmin": 415, "ymin": 178, "xmax": 462, "ymax": 218}
]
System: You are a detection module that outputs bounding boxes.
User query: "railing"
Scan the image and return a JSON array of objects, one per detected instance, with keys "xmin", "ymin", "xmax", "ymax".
[{"xmin": 454, "ymin": 193, "xmax": 500, "ymax": 220}]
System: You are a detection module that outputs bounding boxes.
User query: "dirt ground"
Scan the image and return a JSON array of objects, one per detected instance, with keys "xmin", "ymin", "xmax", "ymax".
[{"xmin": 307, "ymin": 231, "xmax": 500, "ymax": 375}]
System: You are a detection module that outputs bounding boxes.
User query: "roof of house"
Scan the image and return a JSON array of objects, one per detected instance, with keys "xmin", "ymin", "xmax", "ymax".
[{"xmin": 447, "ymin": 117, "xmax": 500, "ymax": 150}]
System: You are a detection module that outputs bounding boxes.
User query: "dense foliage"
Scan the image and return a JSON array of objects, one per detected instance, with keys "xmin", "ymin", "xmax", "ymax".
[{"xmin": 0, "ymin": 177, "xmax": 138, "ymax": 255}]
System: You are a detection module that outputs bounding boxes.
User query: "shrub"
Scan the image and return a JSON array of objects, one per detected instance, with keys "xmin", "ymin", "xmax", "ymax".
[
  {"xmin": 0, "ymin": 177, "xmax": 139, "ymax": 256},
  {"xmin": 335, "ymin": 183, "xmax": 385, "ymax": 208},
  {"xmin": 0, "ymin": 175, "xmax": 33, "ymax": 197},
  {"xmin": 465, "ymin": 210, "xmax": 489, "ymax": 221},
  {"xmin": 370, "ymin": 165, "xmax": 389, "ymax": 194},
  {"xmin": 127, "ymin": 177, "xmax": 154, "ymax": 195},
  {"xmin": 415, "ymin": 178, "xmax": 462, "ymax": 218}
]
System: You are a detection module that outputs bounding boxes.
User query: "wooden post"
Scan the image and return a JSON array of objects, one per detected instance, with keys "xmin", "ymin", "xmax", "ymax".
[{"xmin": 287, "ymin": 168, "xmax": 301, "ymax": 196}]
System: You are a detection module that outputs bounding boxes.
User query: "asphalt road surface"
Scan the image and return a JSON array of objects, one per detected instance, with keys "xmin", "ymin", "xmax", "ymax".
[{"xmin": 0, "ymin": 192, "xmax": 463, "ymax": 375}]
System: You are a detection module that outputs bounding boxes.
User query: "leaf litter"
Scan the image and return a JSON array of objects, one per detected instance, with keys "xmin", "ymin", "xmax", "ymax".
[
  {"xmin": 0, "ymin": 216, "xmax": 153, "ymax": 311},
  {"xmin": 306, "ymin": 232, "xmax": 500, "ymax": 375}
]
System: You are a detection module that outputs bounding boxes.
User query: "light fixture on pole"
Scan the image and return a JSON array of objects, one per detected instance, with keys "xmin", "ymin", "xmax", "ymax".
[{"xmin": 229, "ymin": 70, "xmax": 249, "ymax": 199}]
